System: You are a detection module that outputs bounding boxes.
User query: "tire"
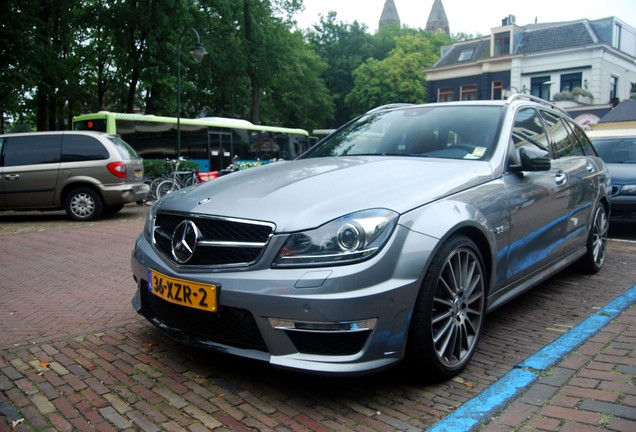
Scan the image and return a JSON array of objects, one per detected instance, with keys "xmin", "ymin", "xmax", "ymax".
[
  {"xmin": 576, "ymin": 204, "xmax": 609, "ymax": 274},
  {"xmin": 65, "ymin": 187, "xmax": 104, "ymax": 221},
  {"xmin": 406, "ymin": 235, "xmax": 486, "ymax": 380},
  {"xmin": 155, "ymin": 180, "xmax": 181, "ymax": 199}
]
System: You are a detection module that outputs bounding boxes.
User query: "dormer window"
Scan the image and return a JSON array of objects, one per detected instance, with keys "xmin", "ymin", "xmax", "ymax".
[
  {"xmin": 458, "ymin": 49, "xmax": 474, "ymax": 61},
  {"xmin": 494, "ymin": 31, "xmax": 510, "ymax": 56}
]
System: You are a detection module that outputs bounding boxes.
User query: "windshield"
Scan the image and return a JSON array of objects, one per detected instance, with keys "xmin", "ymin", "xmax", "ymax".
[
  {"xmin": 302, "ymin": 105, "xmax": 503, "ymax": 161},
  {"xmin": 591, "ymin": 138, "xmax": 636, "ymax": 163}
]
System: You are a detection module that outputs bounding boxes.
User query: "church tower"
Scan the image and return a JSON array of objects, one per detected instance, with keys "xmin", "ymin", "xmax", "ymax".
[
  {"xmin": 426, "ymin": 0, "xmax": 450, "ymax": 34},
  {"xmin": 379, "ymin": 0, "xmax": 401, "ymax": 30}
]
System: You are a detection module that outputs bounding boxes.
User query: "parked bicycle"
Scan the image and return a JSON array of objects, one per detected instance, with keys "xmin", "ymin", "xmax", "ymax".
[{"xmin": 154, "ymin": 158, "xmax": 200, "ymax": 199}]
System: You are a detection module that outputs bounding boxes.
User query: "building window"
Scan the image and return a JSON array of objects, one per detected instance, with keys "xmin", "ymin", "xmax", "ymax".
[
  {"xmin": 439, "ymin": 88, "xmax": 454, "ymax": 102},
  {"xmin": 458, "ymin": 49, "xmax": 474, "ymax": 61},
  {"xmin": 492, "ymin": 81, "xmax": 503, "ymax": 100},
  {"xmin": 613, "ymin": 23, "xmax": 622, "ymax": 49},
  {"xmin": 610, "ymin": 76, "xmax": 618, "ymax": 100},
  {"xmin": 560, "ymin": 72, "xmax": 582, "ymax": 92},
  {"xmin": 461, "ymin": 84, "xmax": 478, "ymax": 100},
  {"xmin": 531, "ymin": 76, "xmax": 551, "ymax": 100},
  {"xmin": 494, "ymin": 32, "xmax": 510, "ymax": 56}
]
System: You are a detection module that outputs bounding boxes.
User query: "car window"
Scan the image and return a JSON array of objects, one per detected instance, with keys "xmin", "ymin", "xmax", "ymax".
[
  {"xmin": 591, "ymin": 138, "xmax": 636, "ymax": 163},
  {"xmin": 3, "ymin": 135, "xmax": 62, "ymax": 166},
  {"xmin": 511, "ymin": 108, "xmax": 551, "ymax": 152},
  {"xmin": 540, "ymin": 110, "xmax": 585, "ymax": 158},
  {"xmin": 301, "ymin": 106, "xmax": 502, "ymax": 161},
  {"xmin": 567, "ymin": 121, "xmax": 597, "ymax": 157},
  {"xmin": 107, "ymin": 136, "xmax": 139, "ymax": 160},
  {"xmin": 61, "ymin": 134, "xmax": 109, "ymax": 162}
]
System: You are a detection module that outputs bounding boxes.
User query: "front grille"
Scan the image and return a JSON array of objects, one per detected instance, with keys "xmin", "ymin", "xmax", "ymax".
[
  {"xmin": 141, "ymin": 284, "xmax": 268, "ymax": 351},
  {"xmin": 153, "ymin": 212, "xmax": 274, "ymax": 267},
  {"xmin": 286, "ymin": 330, "xmax": 371, "ymax": 355}
]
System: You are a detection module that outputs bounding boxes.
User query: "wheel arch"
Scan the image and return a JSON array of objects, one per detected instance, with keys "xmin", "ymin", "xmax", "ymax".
[{"xmin": 60, "ymin": 181, "xmax": 104, "ymax": 207}]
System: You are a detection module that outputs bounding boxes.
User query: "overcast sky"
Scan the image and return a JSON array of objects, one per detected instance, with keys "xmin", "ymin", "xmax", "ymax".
[{"xmin": 293, "ymin": 0, "xmax": 636, "ymax": 35}]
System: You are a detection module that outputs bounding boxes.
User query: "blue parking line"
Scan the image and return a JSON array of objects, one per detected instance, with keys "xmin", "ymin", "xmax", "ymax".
[{"xmin": 425, "ymin": 284, "xmax": 636, "ymax": 432}]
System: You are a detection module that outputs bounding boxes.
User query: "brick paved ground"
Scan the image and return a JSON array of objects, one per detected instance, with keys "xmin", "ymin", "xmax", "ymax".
[
  {"xmin": 479, "ymin": 303, "xmax": 636, "ymax": 432},
  {"xmin": 0, "ymin": 205, "xmax": 634, "ymax": 431}
]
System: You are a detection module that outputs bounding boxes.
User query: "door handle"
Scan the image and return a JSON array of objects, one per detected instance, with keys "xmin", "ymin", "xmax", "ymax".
[
  {"xmin": 555, "ymin": 171, "xmax": 567, "ymax": 185},
  {"xmin": 5, "ymin": 174, "xmax": 20, "ymax": 180}
]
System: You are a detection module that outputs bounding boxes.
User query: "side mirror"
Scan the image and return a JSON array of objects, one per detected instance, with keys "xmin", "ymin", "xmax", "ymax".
[{"xmin": 510, "ymin": 146, "xmax": 551, "ymax": 172}]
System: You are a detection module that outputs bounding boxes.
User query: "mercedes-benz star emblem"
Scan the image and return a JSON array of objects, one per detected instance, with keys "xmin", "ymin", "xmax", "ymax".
[{"xmin": 171, "ymin": 220, "xmax": 201, "ymax": 264}]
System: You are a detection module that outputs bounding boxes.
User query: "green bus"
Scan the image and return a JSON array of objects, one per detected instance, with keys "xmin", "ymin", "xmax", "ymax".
[{"xmin": 72, "ymin": 111, "xmax": 313, "ymax": 172}]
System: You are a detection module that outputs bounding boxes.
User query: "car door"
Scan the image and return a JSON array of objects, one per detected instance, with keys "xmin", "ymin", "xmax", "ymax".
[
  {"xmin": 541, "ymin": 111, "xmax": 598, "ymax": 251},
  {"xmin": 500, "ymin": 107, "xmax": 571, "ymax": 284},
  {"xmin": 2, "ymin": 134, "xmax": 62, "ymax": 209}
]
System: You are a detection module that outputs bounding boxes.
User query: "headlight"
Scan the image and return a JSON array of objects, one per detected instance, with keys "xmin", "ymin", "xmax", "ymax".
[
  {"xmin": 143, "ymin": 203, "xmax": 160, "ymax": 242},
  {"xmin": 273, "ymin": 209, "xmax": 399, "ymax": 268},
  {"xmin": 621, "ymin": 184, "xmax": 636, "ymax": 195}
]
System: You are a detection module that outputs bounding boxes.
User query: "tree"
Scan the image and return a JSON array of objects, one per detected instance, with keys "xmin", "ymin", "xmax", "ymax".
[
  {"xmin": 306, "ymin": 12, "xmax": 374, "ymax": 127},
  {"xmin": 345, "ymin": 34, "xmax": 441, "ymax": 115}
]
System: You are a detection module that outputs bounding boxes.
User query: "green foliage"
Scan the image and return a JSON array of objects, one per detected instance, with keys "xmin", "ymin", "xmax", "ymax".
[
  {"xmin": 143, "ymin": 158, "xmax": 200, "ymax": 177},
  {"xmin": 1, "ymin": 1, "xmax": 450, "ymax": 135},
  {"xmin": 143, "ymin": 159, "xmax": 167, "ymax": 178},
  {"xmin": 345, "ymin": 34, "xmax": 442, "ymax": 115}
]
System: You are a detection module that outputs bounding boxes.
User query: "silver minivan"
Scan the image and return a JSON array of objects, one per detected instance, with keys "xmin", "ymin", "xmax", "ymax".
[{"xmin": 0, "ymin": 131, "xmax": 150, "ymax": 220}]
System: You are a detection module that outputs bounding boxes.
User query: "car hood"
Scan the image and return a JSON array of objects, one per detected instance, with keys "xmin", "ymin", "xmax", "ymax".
[
  {"xmin": 158, "ymin": 157, "xmax": 494, "ymax": 232},
  {"xmin": 607, "ymin": 163, "xmax": 636, "ymax": 185}
]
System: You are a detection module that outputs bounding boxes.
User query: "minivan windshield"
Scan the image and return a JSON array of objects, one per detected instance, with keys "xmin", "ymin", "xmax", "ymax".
[{"xmin": 301, "ymin": 105, "xmax": 503, "ymax": 161}]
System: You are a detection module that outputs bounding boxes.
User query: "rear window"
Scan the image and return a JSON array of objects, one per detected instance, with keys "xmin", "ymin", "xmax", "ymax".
[
  {"xmin": 107, "ymin": 135, "xmax": 140, "ymax": 160},
  {"xmin": 62, "ymin": 134, "xmax": 109, "ymax": 161},
  {"xmin": 3, "ymin": 135, "xmax": 62, "ymax": 166}
]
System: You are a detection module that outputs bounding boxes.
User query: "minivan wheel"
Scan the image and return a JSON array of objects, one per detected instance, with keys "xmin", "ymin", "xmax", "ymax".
[
  {"xmin": 65, "ymin": 187, "xmax": 104, "ymax": 221},
  {"xmin": 576, "ymin": 204, "xmax": 608, "ymax": 274},
  {"xmin": 407, "ymin": 235, "xmax": 486, "ymax": 380}
]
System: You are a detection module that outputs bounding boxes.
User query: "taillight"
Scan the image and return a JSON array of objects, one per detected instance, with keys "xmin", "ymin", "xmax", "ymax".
[{"xmin": 107, "ymin": 162, "xmax": 127, "ymax": 179}]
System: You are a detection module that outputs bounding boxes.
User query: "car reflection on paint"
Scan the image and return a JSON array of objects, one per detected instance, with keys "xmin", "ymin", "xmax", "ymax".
[{"xmin": 131, "ymin": 95, "xmax": 610, "ymax": 380}]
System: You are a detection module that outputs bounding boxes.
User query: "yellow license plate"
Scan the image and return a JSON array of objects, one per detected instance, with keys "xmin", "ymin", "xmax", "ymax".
[
  {"xmin": 148, "ymin": 269, "xmax": 217, "ymax": 313},
  {"xmin": 134, "ymin": 169, "xmax": 143, "ymax": 178}
]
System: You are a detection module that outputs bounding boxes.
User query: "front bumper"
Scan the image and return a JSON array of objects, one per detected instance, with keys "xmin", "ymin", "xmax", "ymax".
[
  {"xmin": 609, "ymin": 195, "xmax": 636, "ymax": 220},
  {"xmin": 130, "ymin": 225, "xmax": 437, "ymax": 375}
]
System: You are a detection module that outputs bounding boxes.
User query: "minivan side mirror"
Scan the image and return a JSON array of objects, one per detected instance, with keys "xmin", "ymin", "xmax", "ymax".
[{"xmin": 510, "ymin": 146, "xmax": 551, "ymax": 172}]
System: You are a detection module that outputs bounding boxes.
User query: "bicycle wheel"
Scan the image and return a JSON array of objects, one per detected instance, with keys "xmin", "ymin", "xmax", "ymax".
[{"xmin": 155, "ymin": 180, "xmax": 181, "ymax": 199}]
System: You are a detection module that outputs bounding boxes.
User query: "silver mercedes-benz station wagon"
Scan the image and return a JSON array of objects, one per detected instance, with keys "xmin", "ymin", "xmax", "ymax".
[{"xmin": 131, "ymin": 95, "xmax": 610, "ymax": 379}]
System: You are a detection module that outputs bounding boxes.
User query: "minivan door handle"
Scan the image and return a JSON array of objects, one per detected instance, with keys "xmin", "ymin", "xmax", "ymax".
[{"xmin": 5, "ymin": 174, "xmax": 20, "ymax": 180}]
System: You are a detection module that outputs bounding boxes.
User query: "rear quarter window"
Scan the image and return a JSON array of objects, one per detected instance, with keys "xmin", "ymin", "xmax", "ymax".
[
  {"xmin": 3, "ymin": 135, "xmax": 62, "ymax": 166},
  {"xmin": 61, "ymin": 134, "xmax": 109, "ymax": 161},
  {"xmin": 107, "ymin": 136, "xmax": 139, "ymax": 160}
]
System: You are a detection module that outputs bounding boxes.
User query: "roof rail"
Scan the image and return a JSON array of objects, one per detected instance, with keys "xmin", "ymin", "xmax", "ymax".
[
  {"xmin": 366, "ymin": 103, "xmax": 415, "ymax": 114},
  {"xmin": 505, "ymin": 93, "xmax": 570, "ymax": 117}
]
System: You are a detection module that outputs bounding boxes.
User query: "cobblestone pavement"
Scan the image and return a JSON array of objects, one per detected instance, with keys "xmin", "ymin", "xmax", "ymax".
[{"xmin": 0, "ymin": 205, "xmax": 634, "ymax": 431}]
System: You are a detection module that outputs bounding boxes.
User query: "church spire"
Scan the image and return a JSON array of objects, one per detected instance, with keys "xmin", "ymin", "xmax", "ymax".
[
  {"xmin": 426, "ymin": 0, "xmax": 450, "ymax": 34},
  {"xmin": 379, "ymin": 0, "xmax": 401, "ymax": 30}
]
